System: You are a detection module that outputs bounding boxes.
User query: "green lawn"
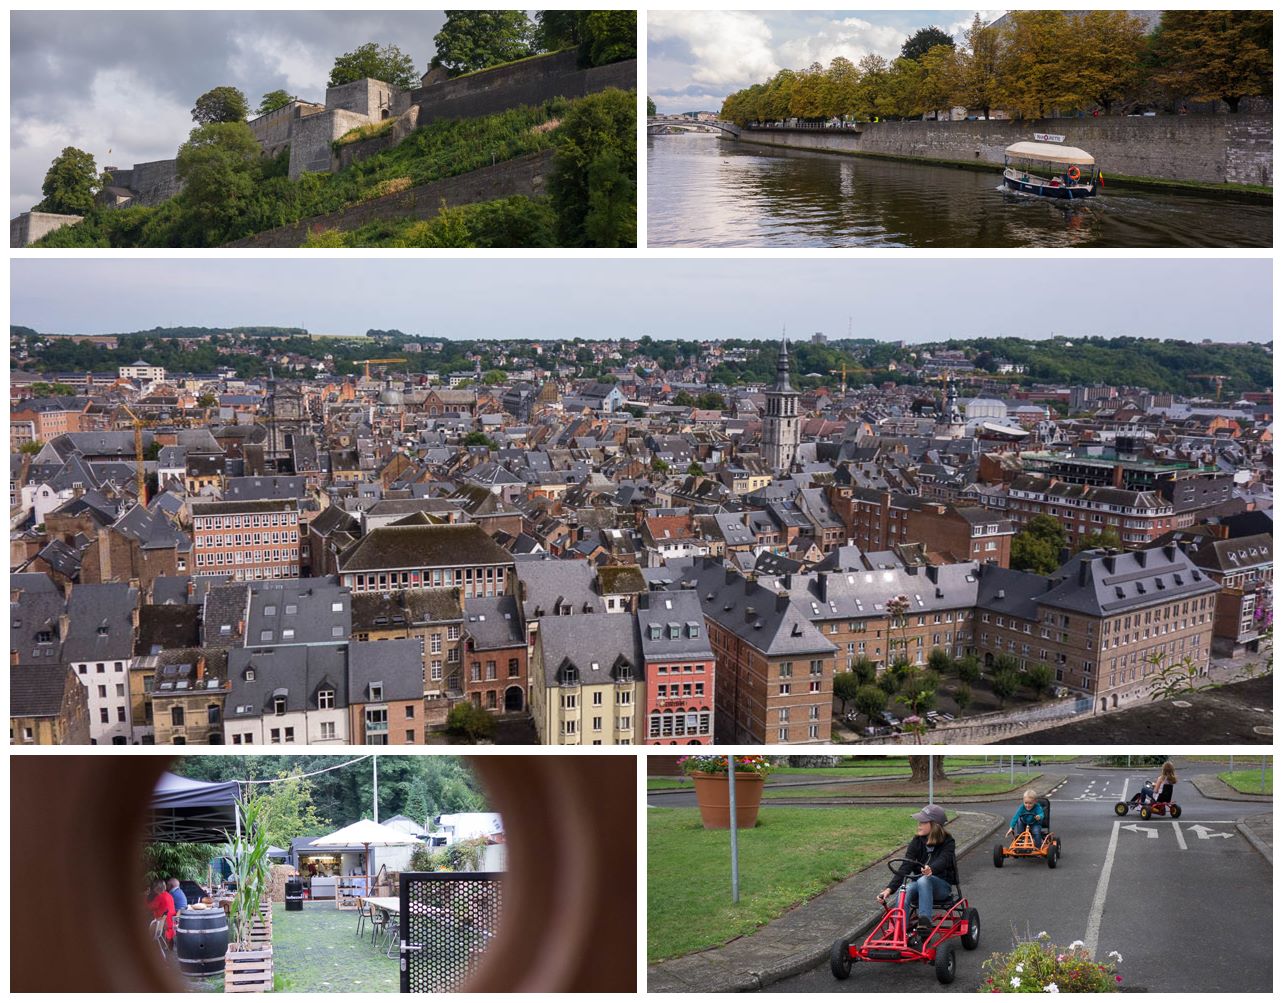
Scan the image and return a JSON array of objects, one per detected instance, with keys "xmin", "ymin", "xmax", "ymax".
[
  {"xmin": 1218, "ymin": 768, "xmax": 1273, "ymax": 795},
  {"xmin": 762, "ymin": 771, "xmax": 1041, "ymax": 800},
  {"xmin": 648, "ymin": 778, "xmax": 694, "ymax": 791},
  {"xmin": 647, "ymin": 806, "xmax": 907, "ymax": 962},
  {"xmin": 188, "ymin": 902, "xmax": 398, "ymax": 993}
]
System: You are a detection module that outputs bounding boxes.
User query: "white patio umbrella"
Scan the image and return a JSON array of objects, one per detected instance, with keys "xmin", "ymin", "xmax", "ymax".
[{"xmin": 310, "ymin": 819, "xmax": 418, "ymax": 893}]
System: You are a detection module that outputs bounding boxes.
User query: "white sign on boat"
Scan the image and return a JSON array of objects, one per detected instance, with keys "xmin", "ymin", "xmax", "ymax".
[{"xmin": 1034, "ymin": 133, "xmax": 1066, "ymax": 143}]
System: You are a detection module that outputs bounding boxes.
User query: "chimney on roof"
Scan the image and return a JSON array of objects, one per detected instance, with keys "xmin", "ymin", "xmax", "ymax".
[
  {"xmin": 1163, "ymin": 543, "xmax": 1178, "ymax": 562},
  {"xmin": 1078, "ymin": 559, "xmax": 1091, "ymax": 587},
  {"xmin": 782, "ymin": 573, "xmax": 793, "ymax": 590},
  {"xmin": 725, "ymin": 567, "xmax": 737, "ymax": 586},
  {"xmin": 817, "ymin": 572, "xmax": 829, "ymax": 602},
  {"xmin": 925, "ymin": 565, "xmax": 939, "ymax": 584},
  {"xmin": 776, "ymin": 592, "xmax": 790, "ymax": 613},
  {"xmin": 1135, "ymin": 550, "xmax": 1147, "ymax": 568},
  {"xmin": 196, "ymin": 654, "xmax": 206, "ymax": 681},
  {"xmin": 1112, "ymin": 463, "xmax": 1125, "ymax": 489},
  {"xmin": 1103, "ymin": 555, "xmax": 1115, "ymax": 574},
  {"xmin": 59, "ymin": 611, "xmax": 71, "ymax": 642}
]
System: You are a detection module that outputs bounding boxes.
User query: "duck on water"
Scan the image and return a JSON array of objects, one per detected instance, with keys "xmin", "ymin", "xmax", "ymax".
[{"xmin": 1002, "ymin": 140, "xmax": 1099, "ymax": 200}]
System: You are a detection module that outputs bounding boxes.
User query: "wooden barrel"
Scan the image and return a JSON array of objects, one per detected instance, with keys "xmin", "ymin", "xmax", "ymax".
[{"xmin": 175, "ymin": 907, "xmax": 229, "ymax": 977}]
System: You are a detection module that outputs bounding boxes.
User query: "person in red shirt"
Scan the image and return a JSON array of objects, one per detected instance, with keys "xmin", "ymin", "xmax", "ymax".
[{"xmin": 148, "ymin": 879, "xmax": 176, "ymax": 944}]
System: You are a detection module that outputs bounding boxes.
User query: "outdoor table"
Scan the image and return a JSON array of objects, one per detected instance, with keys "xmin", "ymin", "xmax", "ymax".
[{"xmin": 361, "ymin": 897, "xmax": 402, "ymax": 957}]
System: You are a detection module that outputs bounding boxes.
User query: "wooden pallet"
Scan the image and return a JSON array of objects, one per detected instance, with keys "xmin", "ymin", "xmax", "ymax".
[{"xmin": 224, "ymin": 947, "xmax": 273, "ymax": 993}]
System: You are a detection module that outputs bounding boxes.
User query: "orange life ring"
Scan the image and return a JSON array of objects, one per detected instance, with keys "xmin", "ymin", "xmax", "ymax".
[{"xmin": 1067, "ymin": 165, "xmax": 1081, "ymax": 182}]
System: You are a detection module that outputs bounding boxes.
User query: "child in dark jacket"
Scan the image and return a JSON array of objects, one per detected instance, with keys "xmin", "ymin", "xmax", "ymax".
[{"xmin": 877, "ymin": 804, "xmax": 958, "ymax": 945}]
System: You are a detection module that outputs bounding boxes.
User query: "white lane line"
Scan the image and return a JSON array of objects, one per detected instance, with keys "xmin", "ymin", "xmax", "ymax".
[
  {"xmin": 1172, "ymin": 820, "xmax": 1187, "ymax": 851},
  {"xmin": 1085, "ymin": 820, "xmax": 1121, "ymax": 959},
  {"xmin": 1120, "ymin": 777, "xmax": 1129, "ymax": 803}
]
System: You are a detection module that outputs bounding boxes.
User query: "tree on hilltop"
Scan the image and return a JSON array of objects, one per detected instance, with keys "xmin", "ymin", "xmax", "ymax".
[
  {"xmin": 256, "ymin": 89, "xmax": 293, "ymax": 116},
  {"xmin": 329, "ymin": 42, "xmax": 419, "ymax": 90},
  {"xmin": 37, "ymin": 146, "xmax": 101, "ymax": 215},
  {"xmin": 192, "ymin": 86, "xmax": 249, "ymax": 125},
  {"xmin": 534, "ymin": 10, "xmax": 585, "ymax": 52},
  {"xmin": 431, "ymin": 10, "xmax": 534, "ymax": 76},
  {"xmin": 548, "ymin": 88, "xmax": 636, "ymax": 247},
  {"xmin": 900, "ymin": 25, "xmax": 955, "ymax": 62},
  {"xmin": 175, "ymin": 122, "xmax": 262, "ymax": 244}
]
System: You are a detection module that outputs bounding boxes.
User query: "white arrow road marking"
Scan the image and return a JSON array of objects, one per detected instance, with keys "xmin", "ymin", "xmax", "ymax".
[
  {"xmin": 1188, "ymin": 824, "xmax": 1234, "ymax": 840},
  {"xmin": 1086, "ymin": 821, "xmax": 1121, "ymax": 958},
  {"xmin": 1121, "ymin": 823, "xmax": 1158, "ymax": 838},
  {"xmin": 1172, "ymin": 820, "xmax": 1186, "ymax": 851}
]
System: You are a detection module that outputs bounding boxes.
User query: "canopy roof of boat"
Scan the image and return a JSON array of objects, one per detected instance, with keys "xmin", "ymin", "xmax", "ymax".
[{"xmin": 1004, "ymin": 141, "xmax": 1095, "ymax": 165}]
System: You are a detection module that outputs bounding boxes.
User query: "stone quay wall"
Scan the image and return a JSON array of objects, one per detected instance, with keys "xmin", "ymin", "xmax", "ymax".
[{"xmin": 737, "ymin": 114, "xmax": 1273, "ymax": 187}]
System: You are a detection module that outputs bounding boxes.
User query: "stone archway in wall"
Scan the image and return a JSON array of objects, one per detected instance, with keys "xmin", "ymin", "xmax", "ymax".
[{"xmin": 504, "ymin": 686, "xmax": 523, "ymax": 713}]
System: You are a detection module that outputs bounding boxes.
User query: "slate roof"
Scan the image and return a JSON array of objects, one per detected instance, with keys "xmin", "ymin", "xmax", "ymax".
[
  {"xmin": 351, "ymin": 588, "xmax": 463, "ymax": 631},
  {"xmin": 226, "ymin": 646, "xmax": 348, "ymax": 719},
  {"xmin": 348, "ymin": 639, "xmax": 423, "ymax": 703},
  {"xmin": 202, "ymin": 583, "xmax": 251, "ymax": 648},
  {"xmin": 245, "ymin": 579, "xmax": 351, "ymax": 647},
  {"xmin": 137, "ymin": 604, "xmax": 202, "ymax": 654},
  {"xmin": 462, "ymin": 595, "xmax": 524, "ymax": 650},
  {"xmin": 63, "ymin": 583, "xmax": 137, "ymax": 663},
  {"xmin": 1039, "ymin": 545, "xmax": 1221, "ymax": 617},
  {"xmin": 536, "ymin": 611, "xmax": 642, "ymax": 686},
  {"xmin": 11, "ymin": 665, "xmax": 76, "ymax": 718},
  {"xmin": 10, "ymin": 584, "xmax": 66, "ymax": 666},
  {"xmin": 1184, "ymin": 533, "xmax": 1272, "ymax": 574},
  {"xmin": 337, "ymin": 524, "xmax": 512, "ymax": 572},
  {"xmin": 637, "ymin": 590, "xmax": 715, "ymax": 661},
  {"xmin": 513, "ymin": 558, "xmax": 597, "ymax": 619},
  {"xmin": 974, "ymin": 564, "xmax": 1045, "ymax": 622}
]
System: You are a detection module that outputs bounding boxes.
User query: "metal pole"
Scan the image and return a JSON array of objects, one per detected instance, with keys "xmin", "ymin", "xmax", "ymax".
[
  {"xmin": 373, "ymin": 755, "xmax": 379, "ymax": 823},
  {"xmin": 1261, "ymin": 756, "xmax": 1267, "ymax": 796},
  {"xmin": 1010, "ymin": 755, "xmax": 1015, "ymax": 785},
  {"xmin": 928, "ymin": 754, "xmax": 934, "ymax": 806},
  {"xmin": 728, "ymin": 757, "xmax": 740, "ymax": 903}
]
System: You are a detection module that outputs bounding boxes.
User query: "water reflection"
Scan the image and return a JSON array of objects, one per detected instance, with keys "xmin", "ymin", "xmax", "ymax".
[{"xmin": 647, "ymin": 133, "xmax": 1271, "ymax": 248}]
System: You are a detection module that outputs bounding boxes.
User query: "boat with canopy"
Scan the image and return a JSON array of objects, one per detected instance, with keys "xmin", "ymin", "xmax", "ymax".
[{"xmin": 1002, "ymin": 141, "xmax": 1099, "ymax": 200}]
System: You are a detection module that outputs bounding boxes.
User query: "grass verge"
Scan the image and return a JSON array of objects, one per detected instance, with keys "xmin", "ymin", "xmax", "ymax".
[
  {"xmin": 1217, "ymin": 768, "xmax": 1272, "ymax": 795},
  {"xmin": 762, "ymin": 771, "xmax": 1042, "ymax": 800},
  {"xmin": 647, "ymin": 806, "xmax": 907, "ymax": 962}
]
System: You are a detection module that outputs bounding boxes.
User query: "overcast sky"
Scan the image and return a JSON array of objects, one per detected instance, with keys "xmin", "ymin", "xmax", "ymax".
[
  {"xmin": 11, "ymin": 258, "xmax": 1271, "ymax": 345},
  {"xmin": 10, "ymin": 11, "xmax": 455, "ymax": 216},
  {"xmin": 649, "ymin": 9, "xmax": 1000, "ymax": 115}
]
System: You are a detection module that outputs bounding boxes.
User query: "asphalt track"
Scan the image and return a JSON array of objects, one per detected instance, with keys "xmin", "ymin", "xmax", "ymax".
[{"xmin": 756, "ymin": 763, "xmax": 1271, "ymax": 992}]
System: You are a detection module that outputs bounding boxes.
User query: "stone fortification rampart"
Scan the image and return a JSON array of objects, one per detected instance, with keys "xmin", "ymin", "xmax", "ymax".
[
  {"xmin": 736, "ymin": 114, "xmax": 1272, "ymax": 187},
  {"xmin": 248, "ymin": 100, "xmax": 327, "ymax": 157},
  {"xmin": 11, "ymin": 211, "xmax": 83, "ymax": 247}
]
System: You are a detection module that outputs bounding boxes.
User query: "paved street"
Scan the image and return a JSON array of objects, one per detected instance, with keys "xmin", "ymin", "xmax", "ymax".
[{"xmin": 758, "ymin": 761, "xmax": 1271, "ymax": 992}]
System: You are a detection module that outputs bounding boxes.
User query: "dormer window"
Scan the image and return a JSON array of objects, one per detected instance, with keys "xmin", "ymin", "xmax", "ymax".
[
  {"xmin": 245, "ymin": 667, "xmax": 256, "ymax": 681},
  {"xmin": 648, "ymin": 624, "xmax": 662, "ymax": 640},
  {"xmin": 97, "ymin": 625, "xmax": 109, "ymax": 636},
  {"xmin": 668, "ymin": 623, "xmax": 680, "ymax": 639},
  {"xmin": 370, "ymin": 682, "xmax": 384, "ymax": 702},
  {"xmin": 273, "ymin": 696, "xmax": 286, "ymax": 716},
  {"xmin": 318, "ymin": 688, "xmax": 335, "ymax": 709}
]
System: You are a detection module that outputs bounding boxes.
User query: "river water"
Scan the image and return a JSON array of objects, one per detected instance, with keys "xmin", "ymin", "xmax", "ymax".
[{"xmin": 647, "ymin": 133, "xmax": 1272, "ymax": 248}]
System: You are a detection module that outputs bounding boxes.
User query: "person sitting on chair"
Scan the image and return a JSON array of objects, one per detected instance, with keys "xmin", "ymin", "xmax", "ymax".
[
  {"xmin": 876, "ymin": 805, "xmax": 958, "ymax": 947},
  {"xmin": 147, "ymin": 880, "xmax": 176, "ymax": 946},
  {"xmin": 1006, "ymin": 789, "xmax": 1046, "ymax": 846},
  {"xmin": 166, "ymin": 877, "xmax": 188, "ymax": 913}
]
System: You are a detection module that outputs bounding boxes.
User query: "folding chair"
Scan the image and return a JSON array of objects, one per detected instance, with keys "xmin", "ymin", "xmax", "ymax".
[{"xmin": 355, "ymin": 898, "xmax": 372, "ymax": 939}]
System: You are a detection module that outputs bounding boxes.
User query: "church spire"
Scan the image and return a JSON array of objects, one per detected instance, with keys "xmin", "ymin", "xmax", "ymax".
[{"xmin": 774, "ymin": 330, "xmax": 793, "ymax": 392}]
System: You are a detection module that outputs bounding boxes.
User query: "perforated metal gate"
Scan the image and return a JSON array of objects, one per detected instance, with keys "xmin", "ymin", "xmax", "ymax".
[{"xmin": 399, "ymin": 871, "xmax": 503, "ymax": 992}]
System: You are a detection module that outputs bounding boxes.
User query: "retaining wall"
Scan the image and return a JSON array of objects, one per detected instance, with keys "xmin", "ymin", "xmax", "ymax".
[
  {"xmin": 10, "ymin": 211, "xmax": 82, "ymax": 247},
  {"xmin": 226, "ymin": 149, "xmax": 554, "ymax": 247},
  {"xmin": 737, "ymin": 115, "xmax": 1273, "ymax": 187}
]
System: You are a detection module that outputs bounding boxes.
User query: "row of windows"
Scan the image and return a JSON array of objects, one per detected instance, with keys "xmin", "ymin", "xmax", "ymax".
[
  {"xmin": 195, "ymin": 550, "xmax": 295, "ymax": 566},
  {"xmin": 350, "ymin": 567, "xmax": 506, "ymax": 590},
  {"xmin": 197, "ymin": 512, "xmax": 297, "ymax": 530},
  {"xmin": 559, "ymin": 716, "xmax": 634, "ymax": 734},
  {"xmin": 654, "ymin": 663, "xmax": 706, "ymax": 675},
  {"xmin": 195, "ymin": 531, "xmax": 297, "ymax": 548},
  {"xmin": 657, "ymin": 681, "xmax": 705, "ymax": 699},
  {"xmin": 560, "ymin": 690, "xmax": 634, "ymax": 709},
  {"xmin": 648, "ymin": 711, "xmax": 711, "ymax": 738}
]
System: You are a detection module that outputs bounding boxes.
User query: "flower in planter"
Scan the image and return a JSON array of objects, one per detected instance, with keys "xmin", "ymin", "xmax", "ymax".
[
  {"xmin": 677, "ymin": 754, "xmax": 774, "ymax": 778},
  {"xmin": 981, "ymin": 937, "xmax": 1121, "ymax": 993}
]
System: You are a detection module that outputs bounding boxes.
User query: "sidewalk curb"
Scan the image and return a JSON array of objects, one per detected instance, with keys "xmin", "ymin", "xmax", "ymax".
[
  {"xmin": 755, "ymin": 774, "xmax": 1066, "ymax": 806},
  {"xmin": 1189, "ymin": 773, "xmax": 1273, "ymax": 802},
  {"xmin": 1235, "ymin": 814, "xmax": 1273, "ymax": 865}
]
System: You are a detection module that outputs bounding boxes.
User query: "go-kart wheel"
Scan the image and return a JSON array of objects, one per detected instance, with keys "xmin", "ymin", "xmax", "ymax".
[
  {"xmin": 935, "ymin": 941, "xmax": 957, "ymax": 984},
  {"xmin": 1139, "ymin": 805, "xmax": 1152, "ymax": 820},
  {"xmin": 993, "ymin": 844, "xmax": 1004, "ymax": 868},
  {"xmin": 829, "ymin": 938, "xmax": 853, "ymax": 980},
  {"xmin": 1114, "ymin": 802, "xmax": 1129, "ymax": 816},
  {"xmin": 1047, "ymin": 843, "xmax": 1058, "ymax": 869},
  {"xmin": 961, "ymin": 908, "xmax": 980, "ymax": 950},
  {"xmin": 1169, "ymin": 804, "xmax": 1182, "ymax": 819},
  {"xmin": 1054, "ymin": 837, "xmax": 1062, "ymax": 858}
]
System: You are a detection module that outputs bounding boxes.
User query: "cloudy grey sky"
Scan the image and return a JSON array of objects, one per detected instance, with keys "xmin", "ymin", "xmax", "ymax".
[
  {"xmin": 10, "ymin": 11, "xmax": 454, "ymax": 216},
  {"xmin": 649, "ymin": 9, "xmax": 998, "ymax": 114},
  {"xmin": 11, "ymin": 258, "xmax": 1271, "ymax": 344}
]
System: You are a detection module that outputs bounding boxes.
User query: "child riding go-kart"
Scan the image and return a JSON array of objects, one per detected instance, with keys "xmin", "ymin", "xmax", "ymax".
[
  {"xmin": 830, "ymin": 858, "xmax": 980, "ymax": 984},
  {"xmin": 831, "ymin": 805, "xmax": 980, "ymax": 984},
  {"xmin": 994, "ymin": 795, "xmax": 1061, "ymax": 868},
  {"xmin": 1114, "ymin": 781, "xmax": 1182, "ymax": 820}
]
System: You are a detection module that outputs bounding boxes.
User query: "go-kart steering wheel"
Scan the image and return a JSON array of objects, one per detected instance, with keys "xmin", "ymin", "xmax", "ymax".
[{"xmin": 886, "ymin": 857, "xmax": 926, "ymax": 877}]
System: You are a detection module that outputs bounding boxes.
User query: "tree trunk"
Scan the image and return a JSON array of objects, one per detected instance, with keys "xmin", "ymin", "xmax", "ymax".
[
  {"xmin": 909, "ymin": 756, "xmax": 948, "ymax": 784},
  {"xmin": 1226, "ymin": 95, "xmax": 1241, "ymax": 114}
]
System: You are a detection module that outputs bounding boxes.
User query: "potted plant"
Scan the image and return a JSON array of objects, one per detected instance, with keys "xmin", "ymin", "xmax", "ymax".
[
  {"xmin": 223, "ymin": 795, "xmax": 274, "ymax": 993},
  {"xmin": 678, "ymin": 755, "xmax": 773, "ymax": 830},
  {"xmin": 981, "ymin": 933, "xmax": 1123, "ymax": 992}
]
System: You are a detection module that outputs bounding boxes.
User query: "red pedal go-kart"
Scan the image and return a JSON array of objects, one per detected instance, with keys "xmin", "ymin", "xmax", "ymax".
[
  {"xmin": 1114, "ymin": 782, "xmax": 1182, "ymax": 820},
  {"xmin": 994, "ymin": 796, "xmax": 1061, "ymax": 868},
  {"xmin": 830, "ymin": 858, "xmax": 980, "ymax": 985}
]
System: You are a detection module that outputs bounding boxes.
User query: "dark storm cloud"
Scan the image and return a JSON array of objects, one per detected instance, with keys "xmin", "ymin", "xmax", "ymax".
[{"xmin": 10, "ymin": 10, "xmax": 450, "ymax": 215}]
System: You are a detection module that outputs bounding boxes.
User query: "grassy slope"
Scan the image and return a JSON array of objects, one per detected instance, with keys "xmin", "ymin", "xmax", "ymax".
[
  {"xmin": 647, "ymin": 806, "xmax": 907, "ymax": 962},
  {"xmin": 1217, "ymin": 768, "xmax": 1273, "ymax": 795}
]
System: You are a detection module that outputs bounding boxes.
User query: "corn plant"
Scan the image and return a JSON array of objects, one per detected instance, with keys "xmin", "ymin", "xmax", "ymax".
[{"xmin": 224, "ymin": 793, "xmax": 272, "ymax": 951}]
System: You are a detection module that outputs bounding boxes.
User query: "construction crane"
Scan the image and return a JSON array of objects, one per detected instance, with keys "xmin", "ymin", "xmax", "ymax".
[
  {"xmin": 120, "ymin": 404, "xmax": 148, "ymax": 506},
  {"xmin": 827, "ymin": 361, "xmax": 870, "ymax": 393},
  {"xmin": 358, "ymin": 358, "xmax": 408, "ymax": 380},
  {"xmin": 1189, "ymin": 374, "xmax": 1229, "ymax": 402}
]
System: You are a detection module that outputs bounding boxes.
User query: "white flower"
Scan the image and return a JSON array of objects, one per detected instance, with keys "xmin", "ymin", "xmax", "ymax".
[
  {"xmin": 1037, "ymin": 931, "xmax": 1050, "ymax": 940},
  {"xmin": 1044, "ymin": 983, "xmax": 1060, "ymax": 993},
  {"xmin": 1068, "ymin": 940, "xmax": 1085, "ymax": 950},
  {"xmin": 1011, "ymin": 977, "xmax": 1022, "ymax": 988},
  {"xmin": 1015, "ymin": 963, "xmax": 1024, "ymax": 973},
  {"xmin": 1108, "ymin": 951, "xmax": 1123, "ymax": 963}
]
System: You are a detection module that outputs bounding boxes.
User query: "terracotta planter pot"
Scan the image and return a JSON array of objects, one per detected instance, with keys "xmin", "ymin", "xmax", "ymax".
[{"xmin": 690, "ymin": 772, "xmax": 766, "ymax": 830}]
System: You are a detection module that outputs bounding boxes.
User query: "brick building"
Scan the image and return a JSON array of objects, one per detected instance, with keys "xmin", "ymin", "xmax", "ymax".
[
  {"xmin": 336, "ymin": 523, "xmax": 514, "ymax": 599},
  {"xmin": 191, "ymin": 498, "xmax": 301, "ymax": 580},
  {"xmin": 638, "ymin": 590, "xmax": 715, "ymax": 745},
  {"xmin": 461, "ymin": 595, "xmax": 528, "ymax": 715}
]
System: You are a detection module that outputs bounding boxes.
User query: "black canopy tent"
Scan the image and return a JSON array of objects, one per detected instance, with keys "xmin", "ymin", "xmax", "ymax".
[{"xmin": 149, "ymin": 772, "xmax": 241, "ymax": 843}]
